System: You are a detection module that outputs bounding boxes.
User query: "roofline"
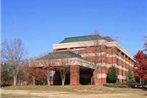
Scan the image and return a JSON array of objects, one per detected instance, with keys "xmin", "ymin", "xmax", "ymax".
[
  {"xmin": 53, "ymin": 40, "xmax": 135, "ymax": 62},
  {"xmin": 60, "ymin": 34, "xmax": 113, "ymax": 43}
]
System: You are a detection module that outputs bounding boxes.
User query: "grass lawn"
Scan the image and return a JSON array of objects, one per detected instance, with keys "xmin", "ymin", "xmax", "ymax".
[
  {"xmin": 1, "ymin": 85, "xmax": 145, "ymax": 93},
  {"xmin": 1, "ymin": 94, "xmax": 44, "ymax": 98},
  {"xmin": 1, "ymin": 85, "xmax": 146, "ymax": 98},
  {"xmin": 2, "ymin": 85, "xmax": 75, "ymax": 92}
]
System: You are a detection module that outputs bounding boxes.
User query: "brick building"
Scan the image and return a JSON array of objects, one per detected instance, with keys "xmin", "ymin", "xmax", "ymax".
[{"xmin": 35, "ymin": 34, "xmax": 135, "ymax": 85}]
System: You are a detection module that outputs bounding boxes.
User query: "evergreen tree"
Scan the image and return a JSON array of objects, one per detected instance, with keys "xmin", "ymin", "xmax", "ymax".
[
  {"xmin": 107, "ymin": 66, "xmax": 118, "ymax": 83},
  {"xmin": 127, "ymin": 67, "xmax": 134, "ymax": 83}
]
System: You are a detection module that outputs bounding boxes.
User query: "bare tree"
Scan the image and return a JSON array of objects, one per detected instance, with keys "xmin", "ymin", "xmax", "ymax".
[
  {"xmin": 28, "ymin": 59, "xmax": 36, "ymax": 85},
  {"xmin": 28, "ymin": 57, "xmax": 56, "ymax": 86},
  {"xmin": 1, "ymin": 39, "xmax": 25, "ymax": 86},
  {"xmin": 81, "ymin": 34, "xmax": 106, "ymax": 85},
  {"xmin": 37, "ymin": 59, "xmax": 55, "ymax": 85},
  {"xmin": 34, "ymin": 58, "xmax": 70, "ymax": 86},
  {"xmin": 56, "ymin": 59, "xmax": 70, "ymax": 86}
]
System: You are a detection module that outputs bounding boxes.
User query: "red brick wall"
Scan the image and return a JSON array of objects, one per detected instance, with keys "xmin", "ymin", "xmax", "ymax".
[{"xmin": 54, "ymin": 43, "xmax": 135, "ymax": 85}]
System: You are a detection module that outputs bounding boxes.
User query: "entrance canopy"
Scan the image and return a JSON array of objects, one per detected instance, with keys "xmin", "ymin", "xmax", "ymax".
[{"xmin": 32, "ymin": 51, "xmax": 95, "ymax": 69}]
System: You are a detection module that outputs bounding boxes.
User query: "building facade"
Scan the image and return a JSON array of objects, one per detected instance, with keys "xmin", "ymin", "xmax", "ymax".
[
  {"xmin": 35, "ymin": 34, "xmax": 135, "ymax": 85},
  {"xmin": 52, "ymin": 35, "xmax": 135, "ymax": 85}
]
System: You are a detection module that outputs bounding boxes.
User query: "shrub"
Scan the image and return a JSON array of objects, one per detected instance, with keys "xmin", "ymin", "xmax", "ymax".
[{"xmin": 103, "ymin": 83, "xmax": 128, "ymax": 88}]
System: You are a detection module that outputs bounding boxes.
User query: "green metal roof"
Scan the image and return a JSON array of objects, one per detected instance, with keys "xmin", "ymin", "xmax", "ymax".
[
  {"xmin": 60, "ymin": 34, "xmax": 113, "ymax": 43},
  {"xmin": 38, "ymin": 51, "xmax": 83, "ymax": 60}
]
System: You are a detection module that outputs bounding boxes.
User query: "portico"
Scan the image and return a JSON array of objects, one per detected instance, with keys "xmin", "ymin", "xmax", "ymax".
[{"xmin": 32, "ymin": 51, "xmax": 95, "ymax": 85}]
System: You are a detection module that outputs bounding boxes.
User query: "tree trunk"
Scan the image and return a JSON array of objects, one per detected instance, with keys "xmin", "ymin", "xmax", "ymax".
[
  {"xmin": 47, "ymin": 70, "xmax": 50, "ymax": 86},
  {"xmin": 32, "ymin": 76, "xmax": 35, "ymax": 85},
  {"xmin": 61, "ymin": 75, "xmax": 65, "ymax": 86},
  {"xmin": 60, "ymin": 72, "xmax": 66, "ymax": 86},
  {"xmin": 95, "ymin": 77, "xmax": 98, "ymax": 85},
  {"xmin": 13, "ymin": 76, "xmax": 17, "ymax": 86},
  {"xmin": 47, "ymin": 76, "xmax": 50, "ymax": 85},
  {"xmin": 13, "ymin": 69, "xmax": 18, "ymax": 86}
]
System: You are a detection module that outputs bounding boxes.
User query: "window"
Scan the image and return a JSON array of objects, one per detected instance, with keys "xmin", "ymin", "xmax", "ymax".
[
  {"xmin": 116, "ymin": 49, "xmax": 120, "ymax": 56},
  {"xmin": 73, "ymin": 47, "xmax": 85, "ymax": 51},
  {"xmin": 117, "ymin": 58, "xmax": 119, "ymax": 65}
]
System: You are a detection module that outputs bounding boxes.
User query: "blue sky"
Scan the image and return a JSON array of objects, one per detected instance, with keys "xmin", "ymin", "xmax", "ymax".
[{"xmin": 2, "ymin": 0, "xmax": 146, "ymax": 58}]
